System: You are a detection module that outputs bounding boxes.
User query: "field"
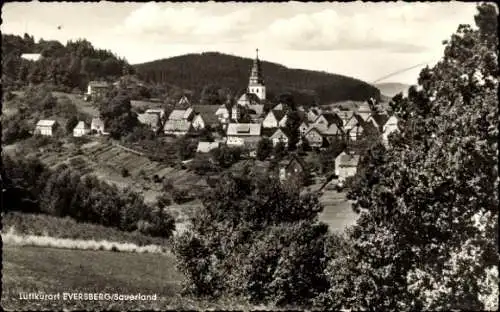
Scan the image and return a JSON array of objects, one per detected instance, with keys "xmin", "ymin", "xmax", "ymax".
[{"xmin": 52, "ymin": 91, "xmax": 100, "ymax": 117}]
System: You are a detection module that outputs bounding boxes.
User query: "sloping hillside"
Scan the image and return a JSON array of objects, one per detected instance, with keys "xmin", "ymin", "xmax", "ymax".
[
  {"xmin": 374, "ymin": 82, "xmax": 410, "ymax": 98},
  {"xmin": 134, "ymin": 52, "xmax": 381, "ymax": 105}
]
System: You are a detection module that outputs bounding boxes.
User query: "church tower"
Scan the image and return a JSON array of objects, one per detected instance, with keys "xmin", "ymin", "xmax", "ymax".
[{"xmin": 248, "ymin": 48, "xmax": 266, "ymax": 101}]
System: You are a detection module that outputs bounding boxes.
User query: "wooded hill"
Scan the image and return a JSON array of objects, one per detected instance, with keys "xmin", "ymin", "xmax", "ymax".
[{"xmin": 133, "ymin": 52, "xmax": 381, "ymax": 105}]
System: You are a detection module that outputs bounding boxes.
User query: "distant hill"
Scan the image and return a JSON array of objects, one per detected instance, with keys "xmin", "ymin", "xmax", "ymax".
[
  {"xmin": 374, "ymin": 82, "xmax": 410, "ymax": 98},
  {"xmin": 133, "ymin": 52, "xmax": 381, "ymax": 106}
]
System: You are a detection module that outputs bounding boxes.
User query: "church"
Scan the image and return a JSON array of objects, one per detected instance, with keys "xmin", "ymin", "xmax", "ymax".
[{"xmin": 233, "ymin": 49, "xmax": 267, "ymax": 121}]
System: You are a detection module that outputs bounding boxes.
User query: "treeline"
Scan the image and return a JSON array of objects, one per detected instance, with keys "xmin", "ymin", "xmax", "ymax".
[
  {"xmin": 134, "ymin": 52, "xmax": 381, "ymax": 106},
  {"xmin": 2, "ymin": 154, "xmax": 175, "ymax": 239},
  {"xmin": 2, "ymin": 33, "xmax": 134, "ymax": 91}
]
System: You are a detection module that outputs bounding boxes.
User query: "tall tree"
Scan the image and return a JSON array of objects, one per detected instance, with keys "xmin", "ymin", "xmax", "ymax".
[{"xmin": 317, "ymin": 4, "xmax": 499, "ymax": 311}]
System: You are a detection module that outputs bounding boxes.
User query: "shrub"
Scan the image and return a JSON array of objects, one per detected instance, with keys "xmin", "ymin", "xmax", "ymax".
[
  {"xmin": 171, "ymin": 188, "xmax": 194, "ymax": 204},
  {"xmin": 121, "ymin": 168, "xmax": 130, "ymax": 178}
]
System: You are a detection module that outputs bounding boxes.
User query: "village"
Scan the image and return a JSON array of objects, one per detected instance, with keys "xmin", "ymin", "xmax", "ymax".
[{"xmin": 32, "ymin": 49, "xmax": 400, "ymax": 188}]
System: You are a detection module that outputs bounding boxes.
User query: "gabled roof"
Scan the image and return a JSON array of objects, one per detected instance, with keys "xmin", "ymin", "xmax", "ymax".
[
  {"xmin": 368, "ymin": 113, "xmax": 391, "ymax": 128},
  {"xmin": 354, "ymin": 111, "xmax": 371, "ymax": 122},
  {"xmin": 36, "ymin": 119, "xmax": 56, "ymax": 127},
  {"xmin": 336, "ymin": 110, "xmax": 354, "ymax": 125},
  {"xmin": 226, "ymin": 123, "xmax": 261, "ymax": 136},
  {"xmin": 91, "ymin": 117, "xmax": 104, "ymax": 126},
  {"xmin": 273, "ymin": 103, "xmax": 285, "ymax": 110},
  {"xmin": 270, "ymin": 128, "xmax": 291, "ymax": 140},
  {"xmin": 238, "ymin": 92, "xmax": 260, "ymax": 104},
  {"xmin": 196, "ymin": 141, "xmax": 220, "ymax": 153},
  {"xmin": 73, "ymin": 121, "xmax": 88, "ymax": 130},
  {"xmin": 305, "ymin": 126, "xmax": 324, "ymax": 137},
  {"xmin": 271, "ymin": 110, "xmax": 287, "ymax": 122},
  {"xmin": 286, "ymin": 155, "xmax": 306, "ymax": 171},
  {"xmin": 163, "ymin": 119, "xmax": 192, "ymax": 132},
  {"xmin": 138, "ymin": 113, "xmax": 160, "ymax": 127},
  {"xmin": 192, "ymin": 105, "xmax": 220, "ymax": 124}
]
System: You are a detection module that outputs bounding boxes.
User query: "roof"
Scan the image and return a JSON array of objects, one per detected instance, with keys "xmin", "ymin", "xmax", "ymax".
[
  {"xmin": 91, "ymin": 117, "xmax": 104, "ymax": 125},
  {"xmin": 261, "ymin": 127, "xmax": 278, "ymax": 138},
  {"xmin": 138, "ymin": 113, "xmax": 160, "ymax": 127},
  {"xmin": 322, "ymin": 123, "xmax": 342, "ymax": 136},
  {"xmin": 354, "ymin": 111, "xmax": 371, "ymax": 121},
  {"xmin": 247, "ymin": 104, "xmax": 264, "ymax": 116},
  {"xmin": 192, "ymin": 105, "xmax": 220, "ymax": 124},
  {"xmin": 305, "ymin": 126, "xmax": 324, "ymax": 137},
  {"xmin": 336, "ymin": 152, "xmax": 361, "ymax": 167},
  {"xmin": 270, "ymin": 128, "xmax": 291, "ymax": 140},
  {"xmin": 36, "ymin": 119, "xmax": 56, "ymax": 127},
  {"xmin": 145, "ymin": 108, "xmax": 166, "ymax": 116},
  {"xmin": 273, "ymin": 103, "xmax": 284, "ymax": 110},
  {"xmin": 215, "ymin": 105, "xmax": 229, "ymax": 115},
  {"xmin": 286, "ymin": 155, "xmax": 306, "ymax": 171},
  {"xmin": 336, "ymin": 111, "xmax": 354, "ymax": 124},
  {"xmin": 266, "ymin": 110, "xmax": 286, "ymax": 122},
  {"xmin": 369, "ymin": 113, "xmax": 391, "ymax": 128},
  {"xmin": 196, "ymin": 141, "xmax": 220, "ymax": 153},
  {"xmin": 318, "ymin": 113, "xmax": 340, "ymax": 126},
  {"xmin": 168, "ymin": 109, "xmax": 188, "ymax": 120},
  {"xmin": 21, "ymin": 53, "xmax": 42, "ymax": 61},
  {"xmin": 226, "ymin": 123, "xmax": 261, "ymax": 136},
  {"xmin": 73, "ymin": 121, "xmax": 88, "ymax": 129},
  {"xmin": 178, "ymin": 95, "xmax": 191, "ymax": 106},
  {"xmin": 238, "ymin": 93, "xmax": 260, "ymax": 104},
  {"xmin": 163, "ymin": 120, "xmax": 192, "ymax": 132},
  {"xmin": 89, "ymin": 81, "xmax": 110, "ymax": 88}
]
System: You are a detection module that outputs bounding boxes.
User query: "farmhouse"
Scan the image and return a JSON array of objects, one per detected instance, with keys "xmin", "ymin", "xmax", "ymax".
[
  {"xmin": 226, "ymin": 123, "xmax": 262, "ymax": 147},
  {"xmin": 137, "ymin": 113, "xmax": 161, "ymax": 132},
  {"xmin": 279, "ymin": 155, "xmax": 306, "ymax": 182},
  {"xmin": 196, "ymin": 141, "xmax": 220, "ymax": 153},
  {"xmin": 335, "ymin": 151, "xmax": 360, "ymax": 181},
  {"xmin": 304, "ymin": 127, "xmax": 324, "ymax": 148},
  {"xmin": 73, "ymin": 121, "xmax": 90, "ymax": 137},
  {"xmin": 86, "ymin": 81, "xmax": 110, "ymax": 100},
  {"xmin": 35, "ymin": 119, "xmax": 57, "ymax": 136},
  {"xmin": 91, "ymin": 117, "xmax": 106, "ymax": 135},
  {"xmin": 262, "ymin": 110, "xmax": 287, "ymax": 128},
  {"xmin": 163, "ymin": 120, "xmax": 192, "ymax": 136},
  {"xmin": 269, "ymin": 128, "xmax": 291, "ymax": 147}
]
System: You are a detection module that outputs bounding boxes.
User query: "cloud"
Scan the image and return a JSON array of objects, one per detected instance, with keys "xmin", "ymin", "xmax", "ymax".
[
  {"xmin": 247, "ymin": 2, "xmax": 476, "ymax": 53},
  {"xmin": 114, "ymin": 3, "xmax": 254, "ymax": 44}
]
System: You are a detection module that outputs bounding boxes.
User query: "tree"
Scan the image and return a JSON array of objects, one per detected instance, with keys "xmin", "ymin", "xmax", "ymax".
[
  {"xmin": 256, "ymin": 138, "xmax": 273, "ymax": 160},
  {"xmin": 99, "ymin": 92, "xmax": 139, "ymax": 139},
  {"xmin": 211, "ymin": 145, "xmax": 242, "ymax": 168},
  {"xmin": 65, "ymin": 115, "xmax": 79, "ymax": 134},
  {"xmin": 318, "ymin": 4, "xmax": 499, "ymax": 311},
  {"xmin": 285, "ymin": 111, "xmax": 302, "ymax": 150},
  {"xmin": 174, "ymin": 174, "xmax": 330, "ymax": 306},
  {"xmin": 200, "ymin": 84, "xmax": 222, "ymax": 105},
  {"xmin": 273, "ymin": 141, "xmax": 287, "ymax": 160}
]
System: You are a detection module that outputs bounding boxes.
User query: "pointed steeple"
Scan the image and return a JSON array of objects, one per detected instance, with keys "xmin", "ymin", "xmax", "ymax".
[{"xmin": 249, "ymin": 48, "xmax": 264, "ymax": 86}]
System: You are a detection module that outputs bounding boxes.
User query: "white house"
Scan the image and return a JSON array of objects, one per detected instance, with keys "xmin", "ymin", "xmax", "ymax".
[
  {"xmin": 35, "ymin": 120, "xmax": 57, "ymax": 136},
  {"xmin": 335, "ymin": 151, "xmax": 360, "ymax": 181},
  {"xmin": 91, "ymin": 117, "xmax": 106, "ymax": 135},
  {"xmin": 269, "ymin": 128, "xmax": 290, "ymax": 147},
  {"xmin": 382, "ymin": 115, "xmax": 399, "ymax": 145},
  {"xmin": 138, "ymin": 113, "xmax": 161, "ymax": 132},
  {"xmin": 196, "ymin": 141, "xmax": 220, "ymax": 153},
  {"xmin": 304, "ymin": 127, "xmax": 324, "ymax": 148},
  {"xmin": 86, "ymin": 81, "xmax": 110, "ymax": 100},
  {"xmin": 215, "ymin": 105, "xmax": 231, "ymax": 124},
  {"xmin": 226, "ymin": 123, "xmax": 262, "ymax": 148},
  {"xmin": 262, "ymin": 110, "xmax": 287, "ymax": 128},
  {"xmin": 73, "ymin": 121, "xmax": 90, "ymax": 137}
]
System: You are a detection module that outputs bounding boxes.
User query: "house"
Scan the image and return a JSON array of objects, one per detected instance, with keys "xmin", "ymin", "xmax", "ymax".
[
  {"xmin": 262, "ymin": 110, "xmax": 287, "ymax": 128},
  {"xmin": 73, "ymin": 121, "xmax": 90, "ymax": 137},
  {"xmin": 215, "ymin": 104, "xmax": 231, "ymax": 124},
  {"xmin": 163, "ymin": 119, "xmax": 192, "ymax": 136},
  {"xmin": 226, "ymin": 123, "xmax": 262, "ymax": 148},
  {"xmin": 306, "ymin": 108, "xmax": 321, "ymax": 123},
  {"xmin": 269, "ymin": 128, "xmax": 290, "ymax": 147},
  {"xmin": 299, "ymin": 121, "xmax": 310, "ymax": 136},
  {"xmin": 138, "ymin": 113, "xmax": 161, "ymax": 132},
  {"xmin": 322, "ymin": 123, "xmax": 344, "ymax": 143},
  {"xmin": 91, "ymin": 117, "xmax": 106, "ymax": 135},
  {"xmin": 35, "ymin": 120, "xmax": 57, "ymax": 136},
  {"xmin": 192, "ymin": 105, "xmax": 220, "ymax": 130},
  {"xmin": 314, "ymin": 112, "xmax": 342, "ymax": 129},
  {"xmin": 355, "ymin": 102, "xmax": 373, "ymax": 122},
  {"xmin": 21, "ymin": 53, "xmax": 42, "ymax": 62},
  {"xmin": 196, "ymin": 141, "xmax": 220, "ymax": 153},
  {"xmin": 304, "ymin": 127, "xmax": 324, "ymax": 148},
  {"xmin": 86, "ymin": 81, "xmax": 110, "ymax": 100},
  {"xmin": 279, "ymin": 155, "xmax": 306, "ymax": 182},
  {"xmin": 168, "ymin": 108, "xmax": 194, "ymax": 122},
  {"xmin": 347, "ymin": 124, "xmax": 365, "ymax": 141},
  {"xmin": 336, "ymin": 110, "xmax": 355, "ymax": 128},
  {"xmin": 382, "ymin": 115, "xmax": 399, "ymax": 144},
  {"xmin": 335, "ymin": 151, "xmax": 361, "ymax": 181}
]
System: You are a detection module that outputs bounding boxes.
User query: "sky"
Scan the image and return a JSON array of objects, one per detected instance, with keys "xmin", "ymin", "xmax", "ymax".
[{"xmin": 1, "ymin": 1, "xmax": 479, "ymax": 85}]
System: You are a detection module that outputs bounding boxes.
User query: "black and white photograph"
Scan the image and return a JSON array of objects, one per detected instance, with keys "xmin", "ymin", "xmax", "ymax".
[{"xmin": 1, "ymin": 1, "xmax": 498, "ymax": 310}]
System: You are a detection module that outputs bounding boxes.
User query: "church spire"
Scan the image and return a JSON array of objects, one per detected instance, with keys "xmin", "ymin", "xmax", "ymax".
[{"xmin": 249, "ymin": 48, "xmax": 264, "ymax": 86}]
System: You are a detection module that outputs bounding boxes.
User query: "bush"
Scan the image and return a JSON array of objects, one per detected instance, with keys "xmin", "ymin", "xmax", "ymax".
[
  {"xmin": 121, "ymin": 168, "xmax": 130, "ymax": 177},
  {"xmin": 171, "ymin": 188, "xmax": 194, "ymax": 204}
]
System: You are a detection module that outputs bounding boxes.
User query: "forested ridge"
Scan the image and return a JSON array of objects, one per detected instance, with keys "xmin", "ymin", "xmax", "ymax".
[{"xmin": 134, "ymin": 52, "xmax": 381, "ymax": 105}]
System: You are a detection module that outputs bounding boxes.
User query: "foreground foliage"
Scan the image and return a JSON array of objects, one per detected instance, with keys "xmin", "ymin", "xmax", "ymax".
[{"xmin": 317, "ymin": 3, "xmax": 498, "ymax": 310}]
